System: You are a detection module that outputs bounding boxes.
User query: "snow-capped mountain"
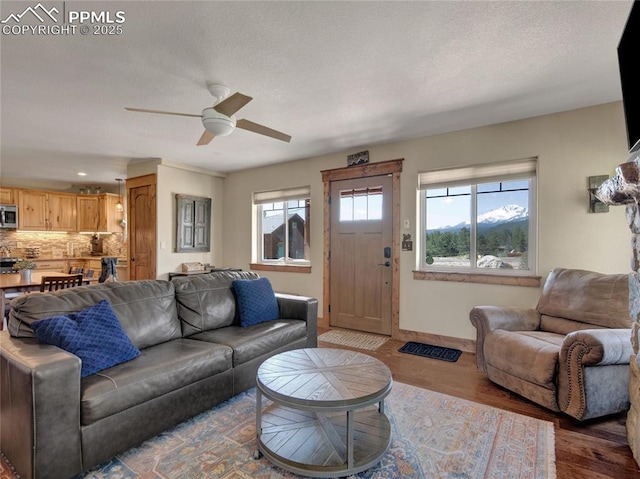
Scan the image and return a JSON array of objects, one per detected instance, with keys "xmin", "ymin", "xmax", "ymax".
[
  {"xmin": 431, "ymin": 205, "xmax": 528, "ymax": 231},
  {"xmin": 477, "ymin": 205, "xmax": 528, "ymax": 225}
]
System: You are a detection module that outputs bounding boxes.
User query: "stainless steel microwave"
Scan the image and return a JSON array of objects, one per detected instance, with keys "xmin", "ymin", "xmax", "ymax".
[{"xmin": 0, "ymin": 204, "xmax": 18, "ymax": 229}]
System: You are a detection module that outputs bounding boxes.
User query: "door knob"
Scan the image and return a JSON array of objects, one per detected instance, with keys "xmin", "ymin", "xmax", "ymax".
[{"xmin": 378, "ymin": 261, "xmax": 390, "ymax": 267}]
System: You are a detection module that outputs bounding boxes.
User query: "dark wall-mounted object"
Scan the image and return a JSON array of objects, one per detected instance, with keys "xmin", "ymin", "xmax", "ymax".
[
  {"xmin": 588, "ymin": 175, "xmax": 610, "ymax": 213},
  {"xmin": 176, "ymin": 194, "xmax": 211, "ymax": 252},
  {"xmin": 347, "ymin": 150, "xmax": 369, "ymax": 166},
  {"xmin": 618, "ymin": 1, "xmax": 640, "ymax": 153}
]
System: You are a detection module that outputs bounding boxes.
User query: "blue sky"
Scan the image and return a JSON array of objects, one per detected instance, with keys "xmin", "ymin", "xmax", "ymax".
[{"xmin": 426, "ymin": 180, "xmax": 529, "ymax": 229}]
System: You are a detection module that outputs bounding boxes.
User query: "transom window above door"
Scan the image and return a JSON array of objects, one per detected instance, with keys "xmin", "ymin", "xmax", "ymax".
[{"xmin": 339, "ymin": 186, "xmax": 383, "ymax": 221}]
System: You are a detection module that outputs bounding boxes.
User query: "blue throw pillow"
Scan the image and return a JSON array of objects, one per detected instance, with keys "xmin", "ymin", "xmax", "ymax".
[
  {"xmin": 30, "ymin": 300, "xmax": 140, "ymax": 377},
  {"xmin": 233, "ymin": 277, "xmax": 280, "ymax": 327}
]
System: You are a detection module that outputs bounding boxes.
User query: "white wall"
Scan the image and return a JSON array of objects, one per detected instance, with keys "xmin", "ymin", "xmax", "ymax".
[
  {"xmin": 223, "ymin": 102, "xmax": 631, "ymax": 341},
  {"xmin": 156, "ymin": 164, "xmax": 224, "ymax": 279}
]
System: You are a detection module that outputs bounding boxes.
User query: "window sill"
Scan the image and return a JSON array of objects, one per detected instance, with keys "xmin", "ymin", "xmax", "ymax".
[
  {"xmin": 250, "ymin": 263, "xmax": 311, "ymax": 274},
  {"xmin": 413, "ymin": 270, "xmax": 540, "ymax": 287}
]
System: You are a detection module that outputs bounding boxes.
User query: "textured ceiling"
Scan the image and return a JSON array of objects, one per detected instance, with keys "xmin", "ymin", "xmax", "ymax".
[{"xmin": 0, "ymin": 0, "xmax": 634, "ymax": 189}]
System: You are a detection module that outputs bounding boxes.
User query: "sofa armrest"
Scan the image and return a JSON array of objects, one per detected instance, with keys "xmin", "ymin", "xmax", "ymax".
[
  {"xmin": 558, "ymin": 328, "xmax": 632, "ymax": 420},
  {"xmin": 0, "ymin": 331, "xmax": 83, "ymax": 479},
  {"xmin": 469, "ymin": 306, "xmax": 540, "ymax": 374},
  {"xmin": 276, "ymin": 293, "xmax": 318, "ymax": 347}
]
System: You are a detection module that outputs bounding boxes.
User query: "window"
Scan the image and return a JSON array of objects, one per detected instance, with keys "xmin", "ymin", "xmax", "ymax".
[
  {"xmin": 418, "ymin": 159, "xmax": 536, "ymax": 274},
  {"xmin": 339, "ymin": 186, "xmax": 383, "ymax": 221},
  {"xmin": 254, "ymin": 186, "xmax": 310, "ymax": 265}
]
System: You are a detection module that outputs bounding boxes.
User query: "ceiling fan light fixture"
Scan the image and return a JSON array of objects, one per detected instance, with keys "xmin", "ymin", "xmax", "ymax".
[{"xmin": 202, "ymin": 108, "xmax": 235, "ymax": 136}]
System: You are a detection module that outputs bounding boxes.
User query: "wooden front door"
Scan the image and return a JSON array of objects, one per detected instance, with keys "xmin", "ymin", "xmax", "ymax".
[
  {"xmin": 128, "ymin": 175, "xmax": 156, "ymax": 280},
  {"xmin": 330, "ymin": 175, "xmax": 393, "ymax": 335}
]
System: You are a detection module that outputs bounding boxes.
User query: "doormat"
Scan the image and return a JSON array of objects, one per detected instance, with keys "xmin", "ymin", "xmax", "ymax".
[
  {"xmin": 318, "ymin": 329, "xmax": 390, "ymax": 351},
  {"xmin": 399, "ymin": 341, "xmax": 462, "ymax": 362}
]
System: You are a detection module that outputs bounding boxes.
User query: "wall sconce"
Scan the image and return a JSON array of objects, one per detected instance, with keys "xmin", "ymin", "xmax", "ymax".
[
  {"xmin": 588, "ymin": 175, "xmax": 610, "ymax": 213},
  {"xmin": 115, "ymin": 178, "xmax": 124, "ymax": 211}
]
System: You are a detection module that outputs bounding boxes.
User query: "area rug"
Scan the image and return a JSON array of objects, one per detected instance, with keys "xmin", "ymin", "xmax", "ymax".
[
  {"xmin": 398, "ymin": 341, "xmax": 462, "ymax": 362},
  {"xmin": 0, "ymin": 382, "xmax": 556, "ymax": 479},
  {"xmin": 318, "ymin": 329, "xmax": 390, "ymax": 351}
]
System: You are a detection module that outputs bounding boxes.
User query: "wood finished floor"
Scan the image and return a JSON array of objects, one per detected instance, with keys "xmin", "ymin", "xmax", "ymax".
[{"xmin": 318, "ymin": 329, "xmax": 640, "ymax": 479}]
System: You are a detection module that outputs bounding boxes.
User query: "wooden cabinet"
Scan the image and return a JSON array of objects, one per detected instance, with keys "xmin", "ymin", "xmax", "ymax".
[
  {"xmin": 18, "ymin": 190, "xmax": 48, "ymax": 230},
  {"xmin": 77, "ymin": 193, "xmax": 122, "ymax": 232},
  {"xmin": 76, "ymin": 196, "xmax": 100, "ymax": 231},
  {"xmin": 47, "ymin": 193, "xmax": 77, "ymax": 231},
  {"xmin": 18, "ymin": 190, "xmax": 77, "ymax": 231},
  {"xmin": 33, "ymin": 259, "xmax": 67, "ymax": 273},
  {"xmin": 0, "ymin": 188, "xmax": 16, "ymax": 203}
]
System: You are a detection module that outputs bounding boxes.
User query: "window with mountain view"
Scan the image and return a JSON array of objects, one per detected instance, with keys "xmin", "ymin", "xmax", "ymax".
[{"xmin": 419, "ymin": 160, "xmax": 536, "ymax": 274}]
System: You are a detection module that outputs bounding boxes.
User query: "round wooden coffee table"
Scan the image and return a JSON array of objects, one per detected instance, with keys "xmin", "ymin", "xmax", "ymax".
[{"xmin": 255, "ymin": 348, "xmax": 392, "ymax": 477}]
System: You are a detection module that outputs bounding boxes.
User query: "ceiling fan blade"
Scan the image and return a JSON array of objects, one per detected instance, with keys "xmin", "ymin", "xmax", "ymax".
[
  {"xmin": 125, "ymin": 107, "xmax": 202, "ymax": 118},
  {"xmin": 197, "ymin": 130, "xmax": 215, "ymax": 146},
  {"xmin": 213, "ymin": 93, "xmax": 253, "ymax": 117},
  {"xmin": 236, "ymin": 119, "xmax": 292, "ymax": 143}
]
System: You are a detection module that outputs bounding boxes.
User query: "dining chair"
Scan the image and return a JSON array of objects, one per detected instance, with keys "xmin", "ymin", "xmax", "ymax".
[{"xmin": 40, "ymin": 274, "xmax": 84, "ymax": 292}]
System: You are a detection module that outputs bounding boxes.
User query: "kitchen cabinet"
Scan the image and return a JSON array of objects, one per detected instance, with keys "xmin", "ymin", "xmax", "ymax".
[
  {"xmin": 77, "ymin": 193, "xmax": 123, "ymax": 232},
  {"xmin": 33, "ymin": 259, "xmax": 67, "ymax": 273},
  {"xmin": 0, "ymin": 188, "xmax": 16, "ymax": 204},
  {"xmin": 18, "ymin": 190, "xmax": 77, "ymax": 231}
]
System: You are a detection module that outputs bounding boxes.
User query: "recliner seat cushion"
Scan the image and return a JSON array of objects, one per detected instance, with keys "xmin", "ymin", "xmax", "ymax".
[
  {"xmin": 484, "ymin": 329, "xmax": 564, "ymax": 388},
  {"xmin": 540, "ymin": 315, "xmax": 606, "ymax": 335},
  {"xmin": 188, "ymin": 319, "xmax": 307, "ymax": 367},
  {"xmin": 80, "ymin": 338, "xmax": 232, "ymax": 425}
]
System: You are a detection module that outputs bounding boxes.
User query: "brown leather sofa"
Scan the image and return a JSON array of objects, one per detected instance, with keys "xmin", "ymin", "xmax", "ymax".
[
  {"xmin": 0, "ymin": 271, "xmax": 317, "ymax": 479},
  {"xmin": 470, "ymin": 267, "xmax": 632, "ymax": 421}
]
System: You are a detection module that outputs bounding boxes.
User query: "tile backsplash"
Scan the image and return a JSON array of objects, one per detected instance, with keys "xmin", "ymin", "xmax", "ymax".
[{"xmin": 0, "ymin": 230, "xmax": 126, "ymax": 258}]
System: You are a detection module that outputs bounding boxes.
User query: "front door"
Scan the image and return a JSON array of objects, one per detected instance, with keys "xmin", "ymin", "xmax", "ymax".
[{"xmin": 330, "ymin": 175, "xmax": 393, "ymax": 335}]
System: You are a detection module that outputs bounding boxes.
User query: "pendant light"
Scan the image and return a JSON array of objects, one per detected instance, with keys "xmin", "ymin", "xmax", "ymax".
[{"xmin": 115, "ymin": 178, "xmax": 124, "ymax": 211}]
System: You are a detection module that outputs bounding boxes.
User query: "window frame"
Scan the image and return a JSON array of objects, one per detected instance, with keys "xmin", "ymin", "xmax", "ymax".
[
  {"xmin": 418, "ymin": 163, "xmax": 537, "ymax": 276},
  {"xmin": 253, "ymin": 187, "xmax": 311, "ymax": 267}
]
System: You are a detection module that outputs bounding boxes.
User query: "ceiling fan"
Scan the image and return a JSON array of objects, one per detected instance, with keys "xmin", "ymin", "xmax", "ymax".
[{"xmin": 125, "ymin": 84, "xmax": 291, "ymax": 146}]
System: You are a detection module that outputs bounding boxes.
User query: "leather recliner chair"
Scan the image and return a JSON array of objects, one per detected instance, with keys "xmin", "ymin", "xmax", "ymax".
[{"xmin": 470, "ymin": 267, "xmax": 632, "ymax": 420}]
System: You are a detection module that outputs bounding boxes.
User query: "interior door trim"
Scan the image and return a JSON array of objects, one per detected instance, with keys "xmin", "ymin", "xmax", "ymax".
[{"xmin": 321, "ymin": 159, "xmax": 403, "ymax": 338}]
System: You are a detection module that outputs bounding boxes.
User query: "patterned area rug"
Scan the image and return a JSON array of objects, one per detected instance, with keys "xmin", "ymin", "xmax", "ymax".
[
  {"xmin": 318, "ymin": 329, "xmax": 390, "ymax": 351},
  {"xmin": 0, "ymin": 382, "xmax": 556, "ymax": 479}
]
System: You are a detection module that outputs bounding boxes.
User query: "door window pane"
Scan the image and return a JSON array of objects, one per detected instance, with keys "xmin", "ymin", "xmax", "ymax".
[{"xmin": 339, "ymin": 186, "xmax": 383, "ymax": 222}]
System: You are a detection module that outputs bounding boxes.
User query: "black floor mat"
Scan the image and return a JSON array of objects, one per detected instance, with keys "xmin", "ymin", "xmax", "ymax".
[{"xmin": 398, "ymin": 341, "xmax": 462, "ymax": 362}]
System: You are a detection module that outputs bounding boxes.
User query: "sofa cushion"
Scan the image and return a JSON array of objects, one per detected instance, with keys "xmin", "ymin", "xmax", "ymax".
[
  {"xmin": 540, "ymin": 315, "xmax": 606, "ymax": 335},
  {"xmin": 8, "ymin": 280, "xmax": 181, "ymax": 349},
  {"xmin": 31, "ymin": 300, "xmax": 140, "ymax": 377},
  {"xmin": 173, "ymin": 271, "xmax": 260, "ymax": 336},
  {"xmin": 484, "ymin": 329, "xmax": 564, "ymax": 388},
  {"xmin": 536, "ymin": 268, "xmax": 630, "ymax": 329},
  {"xmin": 188, "ymin": 319, "xmax": 307, "ymax": 367},
  {"xmin": 232, "ymin": 277, "xmax": 280, "ymax": 327},
  {"xmin": 80, "ymin": 338, "xmax": 232, "ymax": 425}
]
